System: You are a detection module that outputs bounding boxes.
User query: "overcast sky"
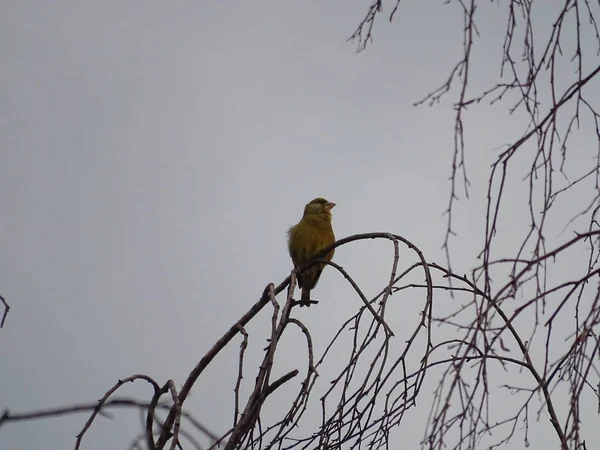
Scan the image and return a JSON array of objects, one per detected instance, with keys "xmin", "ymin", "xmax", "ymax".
[{"xmin": 1, "ymin": 2, "xmax": 599, "ymax": 449}]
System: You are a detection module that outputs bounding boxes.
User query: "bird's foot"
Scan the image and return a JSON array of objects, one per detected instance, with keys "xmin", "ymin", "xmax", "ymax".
[{"xmin": 292, "ymin": 299, "xmax": 320, "ymax": 307}]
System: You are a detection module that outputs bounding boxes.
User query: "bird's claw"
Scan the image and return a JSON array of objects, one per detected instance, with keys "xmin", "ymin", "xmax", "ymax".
[{"xmin": 292, "ymin": 299, "xmax": 320, "ymax": 307}]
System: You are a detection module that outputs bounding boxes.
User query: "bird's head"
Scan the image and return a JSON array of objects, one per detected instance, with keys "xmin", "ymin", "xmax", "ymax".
[{"xmin": 303, "ymin": 198, "xmax": 336, "ymax": 218}]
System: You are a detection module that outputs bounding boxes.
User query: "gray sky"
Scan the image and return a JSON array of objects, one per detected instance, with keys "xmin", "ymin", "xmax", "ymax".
[{"xmin": 1, "ymin": 1, "xmax": 599, "ymax": 449}]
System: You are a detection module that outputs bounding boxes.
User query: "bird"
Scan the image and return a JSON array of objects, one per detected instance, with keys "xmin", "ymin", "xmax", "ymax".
[{"xmin": 287, "ymin": 198, "xmax": 336, "ymax": 307}]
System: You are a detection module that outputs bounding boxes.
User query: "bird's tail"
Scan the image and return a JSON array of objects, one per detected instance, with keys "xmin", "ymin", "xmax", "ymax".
[{"xmin": 301, "ymin": 288, "xmax": 311, "ymax": 307}]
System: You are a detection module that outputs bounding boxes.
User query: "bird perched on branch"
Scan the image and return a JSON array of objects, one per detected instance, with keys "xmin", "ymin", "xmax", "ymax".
[{"xmin": 287, "ymin": 198, "xmax": 336, "ymax": 307}]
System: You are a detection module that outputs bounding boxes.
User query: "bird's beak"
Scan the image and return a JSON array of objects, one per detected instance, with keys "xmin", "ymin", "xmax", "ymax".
[{"xmin": 325, "ymin": 202, "xmax": 336, "ymax": 211}]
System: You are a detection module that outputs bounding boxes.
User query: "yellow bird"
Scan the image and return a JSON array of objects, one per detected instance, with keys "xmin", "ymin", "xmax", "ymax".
[{"xmin": 287, "ymin": 198, "xmax": 336, "ymax": 306}]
